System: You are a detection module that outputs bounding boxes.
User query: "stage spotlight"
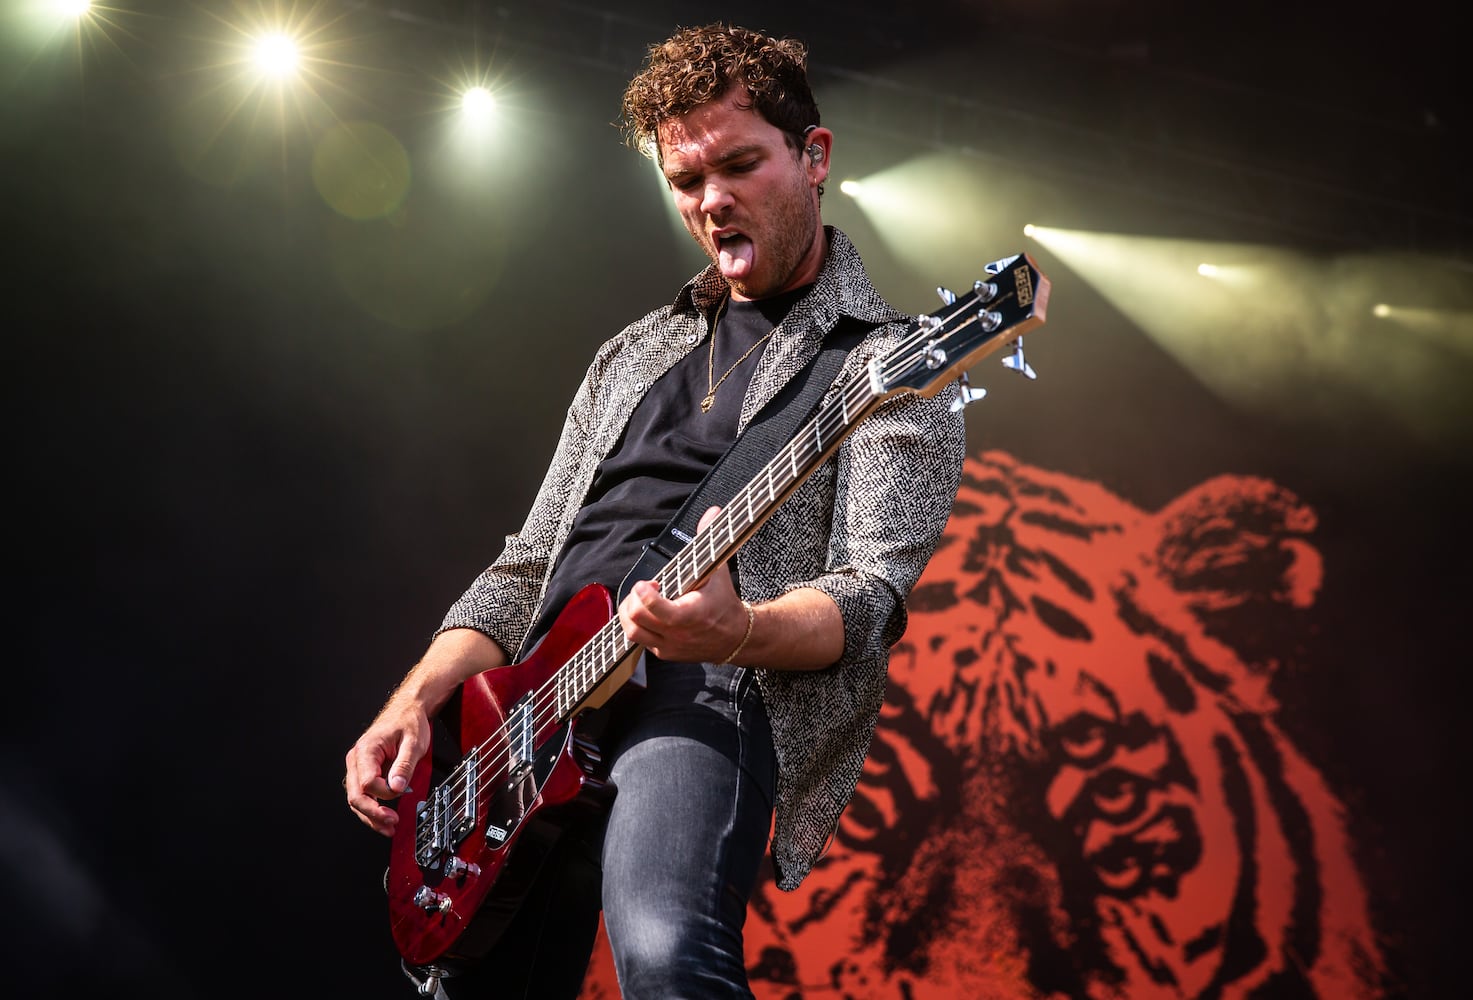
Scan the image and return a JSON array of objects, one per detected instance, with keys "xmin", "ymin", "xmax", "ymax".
[
  {"xmin": 839, "ymin": 179, "xmax": 863, "ymax": 198},
  {"xmin": 1023, "ymin": 223, "xmax": 1037, "ymax": 238},
  {"xmin": 443, "ymin": 79, "xmax": 501, "ymax": 159},
  {"xmin": 252, "ymin": 32, "xmax": 300, "ymax": 79},
  {"xmin": 1372, "ymin": 303, "xmax": 1392, "ymax": 318},
  {"xmin": 169, "ymin": 5, "xmax": 360, "ymax": 187},
  {"xmin": 19, "ymin": 0, "xmax": 132, "ymax": 57},
  {"xmin": 459, "ymin": 86, "xmax": 494, "ymax": 113},
  {"xmin": 458, "ymin": 85, "xmax": 498, "ymax": 134},
  {"xmin": 1198, "ymin": 263, "xmax": 1221, "ymax": 278}
]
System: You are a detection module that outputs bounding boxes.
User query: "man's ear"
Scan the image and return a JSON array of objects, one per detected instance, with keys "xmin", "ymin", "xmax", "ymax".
[{"xmin": 803, "ymin": 127, "xmax": 833, "ymax": 187}]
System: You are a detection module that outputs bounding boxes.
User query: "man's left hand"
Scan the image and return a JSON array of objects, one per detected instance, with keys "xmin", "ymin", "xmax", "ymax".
[{"xmin": 617, "ymin": 507, "xmax": 750, "ymax": 663}]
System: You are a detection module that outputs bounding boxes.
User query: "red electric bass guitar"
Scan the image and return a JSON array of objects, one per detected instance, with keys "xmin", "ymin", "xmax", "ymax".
[{"xmin": 386, "ymin": 253, "xmax": 1050, "ymax": 983}]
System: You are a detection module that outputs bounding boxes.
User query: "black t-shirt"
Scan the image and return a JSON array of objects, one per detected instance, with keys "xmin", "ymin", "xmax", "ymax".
[{"xmin": 521, "ymin": 287, "xmax": 809, "ymax": 656}]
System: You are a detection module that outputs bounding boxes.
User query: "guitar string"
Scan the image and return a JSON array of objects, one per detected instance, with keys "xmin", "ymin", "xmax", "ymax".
[{"xmin": 417, "ymin": 291, "xmax": 1013, "ymax": 823}]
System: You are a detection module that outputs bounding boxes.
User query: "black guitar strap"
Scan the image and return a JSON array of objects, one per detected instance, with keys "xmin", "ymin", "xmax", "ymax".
[{"xmin": 618, "ymin": 317, "xmax": 868, "ymax": 601}]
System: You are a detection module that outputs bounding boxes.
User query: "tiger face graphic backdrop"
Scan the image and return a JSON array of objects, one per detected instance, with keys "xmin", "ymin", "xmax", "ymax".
[{"xmin": 581, "ymin": 449, "xmax": 1386, "ymax": 999}]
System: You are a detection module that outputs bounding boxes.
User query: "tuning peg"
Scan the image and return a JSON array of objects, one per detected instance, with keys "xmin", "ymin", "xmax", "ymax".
[
  {"xmin": 1001, "ymin": 336, "xmax": 1038, "ymax": 380},
  {"xmin": 973, "ymin": 280, "xmax": 998, "ymax": 303},
  {"xmin": 949, "ymin": 372, "xmax": 988, "ymax": 412},
  {"xmin": 936, "ymin": 286, "xmax": 957, "ymax": 305}
]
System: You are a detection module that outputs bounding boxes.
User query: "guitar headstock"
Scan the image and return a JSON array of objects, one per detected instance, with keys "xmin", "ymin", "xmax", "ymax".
[{"xmin": 882, "ymin": 253, "xmax": 1050, "ymax": 399}]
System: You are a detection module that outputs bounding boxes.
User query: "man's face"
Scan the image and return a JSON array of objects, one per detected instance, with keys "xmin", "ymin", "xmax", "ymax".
[{"xmin": 658, "ymin": 91, "xmax": 830, "ymax": 301}]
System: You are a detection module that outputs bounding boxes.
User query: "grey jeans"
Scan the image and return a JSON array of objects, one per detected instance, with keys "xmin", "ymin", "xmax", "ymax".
[{"xmin": 441, "ymin": 659, "xmax": 777, "ymax": 999}]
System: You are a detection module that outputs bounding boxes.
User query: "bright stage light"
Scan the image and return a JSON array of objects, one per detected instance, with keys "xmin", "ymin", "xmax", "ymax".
[
  {"xmin": 1198, "ymin": 263, "xmax": 1221, "ymax": 278},
  {"xmin": 442, "ymin": 79, "xmax": 503, "ymax": 164},
  {"xmin": 462, "ymin": 86, "xmax": 496, "ymax": 117},
  {"xmin": 252, "ymin": 32, "xmax": 300, "ymax": 78},
  {"xmin": 1372, "ymin": 303, "xmax": 1392, "ymax": 318},
  {"xmin": 169, "ymin": 5, "xmax": 360, "ymax": 188},
  {"xmin": 1023, "ymin": 224, "xmax": 1037, "ymax": 238},
  {"xmin": 18, "ymin": 0, "xmax": 133, "ymax": 59},
  {"xmin": 839, "ymin": 179, "xmax": 863, "ymax": 198}
]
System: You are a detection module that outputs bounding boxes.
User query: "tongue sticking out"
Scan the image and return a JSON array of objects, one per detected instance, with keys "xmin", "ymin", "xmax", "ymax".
[{"xmin": 718, "ymin": 235, "xmax": 754, "ymax": 279}]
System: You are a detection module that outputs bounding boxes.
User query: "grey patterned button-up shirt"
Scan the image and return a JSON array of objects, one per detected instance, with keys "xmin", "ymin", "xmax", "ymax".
[{"xmin": 441, "ymin": 228, "xmax": 965, "ymax": 889}]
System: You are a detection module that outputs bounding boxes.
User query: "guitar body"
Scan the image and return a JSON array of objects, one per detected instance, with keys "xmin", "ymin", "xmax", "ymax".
[{"xmin": 386, "ymin": 583, "xmax": 627, "ymax": 968}]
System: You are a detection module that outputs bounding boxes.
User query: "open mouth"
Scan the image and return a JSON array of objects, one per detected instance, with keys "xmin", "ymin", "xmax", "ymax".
[{"xmin": 715, "ymin": 230, "xmax": 753, "ymax": 276}]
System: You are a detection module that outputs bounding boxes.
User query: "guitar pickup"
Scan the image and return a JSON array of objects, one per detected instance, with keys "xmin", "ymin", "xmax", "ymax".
[
  {"xmin": 506, "ymin": 694, "xmax": 536, "ymax": 772},
  {"xmin": 450, "ymin": 749, "xmax": 479, "ymax": 842}
]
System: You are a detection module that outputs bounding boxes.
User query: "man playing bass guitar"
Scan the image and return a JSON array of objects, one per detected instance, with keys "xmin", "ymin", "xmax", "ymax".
[{"xmin": 344, "ymin": 23, "xmax": 966, "ymax": 999}]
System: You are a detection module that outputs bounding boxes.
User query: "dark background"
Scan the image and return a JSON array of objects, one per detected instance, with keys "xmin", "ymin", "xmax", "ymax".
[{"xmin": 5, "ymin": 1, "xmax": 1467, "ymax": 996}]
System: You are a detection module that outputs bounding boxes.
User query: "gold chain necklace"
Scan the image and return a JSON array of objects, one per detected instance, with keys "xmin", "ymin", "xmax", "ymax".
[{"xmin": 702, "ymin": 297, "xmax": 776, "ymax": 414}]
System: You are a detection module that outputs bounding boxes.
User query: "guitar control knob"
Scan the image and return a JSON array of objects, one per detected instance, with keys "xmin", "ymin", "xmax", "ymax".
[
  {"xmin": 444, "ymin": 856, "xmax": 481, "ymax": 879},
  {"xmin": 413, "ymin": 886, "xmax": 453, "ymax": 914}
]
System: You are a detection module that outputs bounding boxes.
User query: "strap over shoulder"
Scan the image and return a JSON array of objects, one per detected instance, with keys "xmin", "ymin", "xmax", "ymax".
[{"xmin": 620, "ymin": 318, "xmax": 869, "ymax": 600}]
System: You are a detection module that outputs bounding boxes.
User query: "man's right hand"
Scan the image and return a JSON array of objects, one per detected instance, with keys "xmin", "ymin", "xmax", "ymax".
[
  {"xmin": 343, "ymin": 628, "xmax": 510, "ymax": 836},
  {"xmin": 344, "ymin": 696, "xmax": 432, "ymax": 836}
]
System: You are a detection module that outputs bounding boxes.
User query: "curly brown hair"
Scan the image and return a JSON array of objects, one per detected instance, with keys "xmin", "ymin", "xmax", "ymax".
[{"xmin": 620, "ymin": 23, "xmax": 820, "ymax": 160}]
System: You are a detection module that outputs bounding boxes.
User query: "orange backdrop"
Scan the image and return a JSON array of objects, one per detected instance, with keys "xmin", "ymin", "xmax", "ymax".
[{"xmin": 579, "ymin": 449, "xmax": 1384, "ymax": 998}]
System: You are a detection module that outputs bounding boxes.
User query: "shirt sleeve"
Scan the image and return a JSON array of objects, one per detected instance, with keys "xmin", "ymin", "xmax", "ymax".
[
  {"xmin": 779, "ymin": 379, "xmax": 966, "ymax": 670},
  {"xmin": 754, "ymin": 370, "xmax": 965, "ymax": 888},
  {"xmin": 435, "ymin": 341, "xmax": 614, "ymax": 659}
]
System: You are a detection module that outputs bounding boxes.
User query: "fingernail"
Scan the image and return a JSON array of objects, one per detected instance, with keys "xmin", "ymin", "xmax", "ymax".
[{"xmin": 389, "ymin": 775, "xmax": 407, "ymax": 793}]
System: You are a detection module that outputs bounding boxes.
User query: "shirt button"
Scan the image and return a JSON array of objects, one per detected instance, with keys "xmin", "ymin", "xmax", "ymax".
[
  {"xmin": 633, "ymin": 381, "xmax": 645, "ymax": 393},
  {"xmin": 685, "ymin": 332, "xmax": 699, "ymax": 345}
]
